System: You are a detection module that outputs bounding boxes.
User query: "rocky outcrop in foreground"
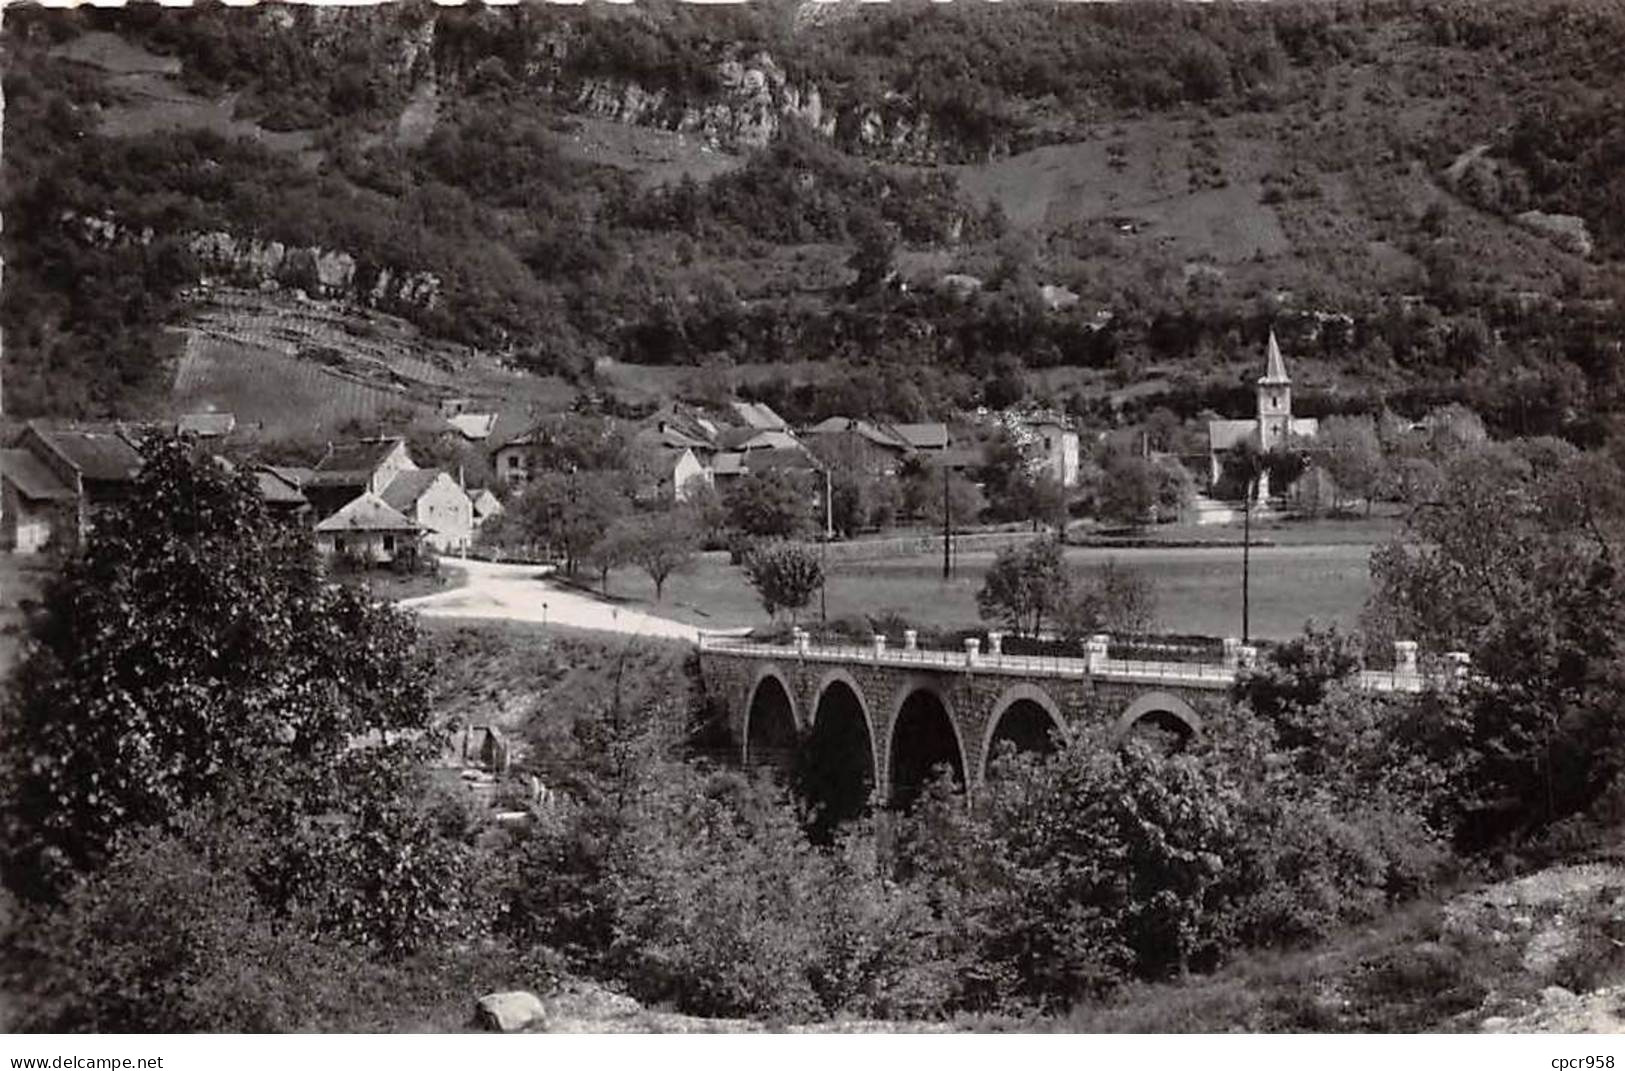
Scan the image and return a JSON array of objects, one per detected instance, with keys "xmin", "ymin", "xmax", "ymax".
[{"xmin": 473, "ymin": 981, "xmax": 949, "ymax": 1034}]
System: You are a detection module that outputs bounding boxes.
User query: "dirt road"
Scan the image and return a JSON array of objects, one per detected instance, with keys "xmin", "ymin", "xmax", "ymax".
[{"xmin": 398, "ymin": 557, "xmax": 742, "ymax": 643}]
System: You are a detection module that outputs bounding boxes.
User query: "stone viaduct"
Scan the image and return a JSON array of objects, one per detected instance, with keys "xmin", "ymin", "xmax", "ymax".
[{"xmin": 696, "ymin": 630, "xmax": 1458, "ymax": 808}]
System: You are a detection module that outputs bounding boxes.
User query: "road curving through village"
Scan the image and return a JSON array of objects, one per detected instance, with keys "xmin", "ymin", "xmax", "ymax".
[{"xmin": 398, "ymin": 556, "xmax": 747, "ymax": 643}]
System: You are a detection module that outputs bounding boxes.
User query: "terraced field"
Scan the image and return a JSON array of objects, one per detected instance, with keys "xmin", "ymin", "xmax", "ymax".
[{"xmin": 169, "ymin": 288, "xmax": 574, "ymax": 436}]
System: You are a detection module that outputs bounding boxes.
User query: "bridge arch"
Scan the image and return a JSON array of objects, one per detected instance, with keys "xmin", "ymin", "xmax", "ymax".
[
  {"xmin": 743, "ymin": 665, "xmax": 800, "ymax": 772},
  {"xmin": 979, "ymin": 683, "xmax": 1069, "ymax": 782},
  {"xmin": 1112, "ymin": 691, "xmax": 1203, "ymax": 748},
  {"xmin": 887, "ymin": 680, "xmax": 969, "ymax": 808},
  {"xmin": 800, "ymin": 670, "xmax": 880, "ymax": 836}
]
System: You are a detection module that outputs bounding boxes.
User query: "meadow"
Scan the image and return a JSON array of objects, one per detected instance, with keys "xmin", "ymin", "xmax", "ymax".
[{"xmin": 586, "ymin": 527, "xmax": 1384, "ymax": 643}]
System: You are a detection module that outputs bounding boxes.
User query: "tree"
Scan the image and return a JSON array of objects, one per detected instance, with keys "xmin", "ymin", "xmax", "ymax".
[
  {"xmin": 584, "ymin": 522, "xmax": 635, "ymax": 595},
  {"xmin": 1056, "ymin": 560, "xmax": 1158, "ymax": 640},
  {"xmin": 846, "ymin": 207, "xmax": 897, "ymax": 297},
  {"xmin": 915, "ymin": 469, "xmax": 987, "ymax": 532},
  {"xmin": 1363, "ymin": 441, "xmax": 1625, "ymax": 841},
  {"xmin": 621, "ymin": 510, "xmax": 700, "ymax": 601},
  {"xmin": 0, "ymin": 436, "xmax": 442, "ymax": 908},
  {"xmin": 1152, "ymin": 457, "xmax": 1196, "ymax": 521},
  {"xmin": 513, "ymin": 470, "xmax": 630, "ymax": 574},
  {"xmin": 977, "ymin": 538, "xmax": 1070, "ymax": 637},
  {"xmin": 742, "ymin": 542, "xmax": 825, "ymax": 624},
  {"xmin": 1097, "ymin": 455, "xmax": 1157, "ymax": 527},
  {"xmin": 1024, "ymin": 473, "xmax": 1070, "ymax": 533},
  {"xmin": 680, "ymin": 477, "xmax": 729, "ymax": 548},
  {"xmin": 1317, "ymin": 415, "xmax": 1386, "ymax": 513},
  {"xmin": 726, "ymin": 469, "xmax": 814, "ymax": 541}
]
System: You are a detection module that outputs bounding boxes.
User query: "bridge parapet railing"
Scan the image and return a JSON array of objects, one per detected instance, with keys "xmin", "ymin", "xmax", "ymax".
[{"xmin": 698, "ymin": 634, "xmax": 1454, "ymax": 695}]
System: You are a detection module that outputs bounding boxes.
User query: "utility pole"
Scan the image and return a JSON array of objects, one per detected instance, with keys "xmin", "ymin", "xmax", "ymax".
[
  {"xmin": 1242, "ymin": 471, "xmax": 1253, "ymax": 644},
  {"xmin": 821, "ymin": 466, "xmax": 832, "ymax": 623},
  {"xmin": 942, "ymin": 462, "xmax": 952, "ymax": 580}
]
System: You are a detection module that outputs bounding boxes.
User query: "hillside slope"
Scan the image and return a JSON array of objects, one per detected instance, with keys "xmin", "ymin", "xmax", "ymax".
[{"xmin": 3, "ymin": 1, "xmax": 1622, "ymax": 438}]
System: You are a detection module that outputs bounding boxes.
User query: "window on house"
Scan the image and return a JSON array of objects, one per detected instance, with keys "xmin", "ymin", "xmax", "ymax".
[
  {"xmin": 384, "ymin": 535, "xmax": 396, "ymax": 555},
  {"xmin": 336, "ymin": 537, "xmax": 348, "ymax": 554}
]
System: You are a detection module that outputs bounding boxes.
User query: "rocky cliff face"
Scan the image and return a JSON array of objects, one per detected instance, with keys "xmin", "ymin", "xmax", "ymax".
[
  {"xmin": 560, "ymin": 51, "xmax": 960, "ymax": 162},
  {"xmin": 65, "ymin": 213, "xmax": 443, "ymax": 313}
]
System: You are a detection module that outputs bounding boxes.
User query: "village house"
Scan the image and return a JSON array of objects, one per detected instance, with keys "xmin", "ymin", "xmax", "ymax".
[
  {"xmin": 489, "ymin": 426, "xmax": 545, "ymax": 488},
  {"xmin": 0, "ymin": 423, "xmax": 145, "ymax": 553},
  {"xmin": 467, "ymin": 487, "xmax": 503, "ymax": 528},
  {"xmin": 250, "ymin": 465, "xmax": 311, "ymax": 521},
  {"xmin": 1021, "ymin": 418, "xmax": 1081, "ymax": 488},
  {"xmin": 1207, "ymin": 331, "xmax": 1319, "ymax": 498},
  {"xmin": 446, "ymin": 412, "xmax": 499, "ymax": 442},
  {"xmin": 314, "ymin": 492, "xmax": 423, "ymax": 565},
  {"xmin": 716, "ymin": 426, "xmax": 803, "ymax": 454},
  {"xmin": 380, "ymin": 469, "xmax": 474, "ymax": 554},
  {"xmin": 0, "ymin": 448, "xmax": 77, "ymax": 553},
  {"xmin": 304, "ymin": 437, "xmax": 417, "ymax": 518},
  {"xmin": 802, "ymin": 417, "xmax": 915, "ymax": 477},
  {"xmin": 638, "ymin": 445, "xmax": 710, "ymax": 503}
]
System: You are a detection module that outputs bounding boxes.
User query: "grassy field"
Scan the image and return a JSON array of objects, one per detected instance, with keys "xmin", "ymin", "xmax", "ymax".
[{"xmin": 586, "ymin": 521, "xmax": 1385, "ymax": 642}]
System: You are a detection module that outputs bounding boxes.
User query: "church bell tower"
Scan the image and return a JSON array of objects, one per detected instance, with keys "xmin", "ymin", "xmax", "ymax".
[{"xmin": 1256, "ymin": 329, "xmax": 1292, "ymax": 454}]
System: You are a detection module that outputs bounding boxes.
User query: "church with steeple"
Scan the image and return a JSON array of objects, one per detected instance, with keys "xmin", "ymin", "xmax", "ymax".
[{"xmin": 1206, "ymin": 330, "xmax": 1319, "ymax": 499}]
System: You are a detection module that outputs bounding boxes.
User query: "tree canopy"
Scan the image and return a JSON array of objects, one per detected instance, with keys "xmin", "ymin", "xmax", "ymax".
[{"xmin": 0, "ymin": 435, "xmax": 441, "ymax": 905}]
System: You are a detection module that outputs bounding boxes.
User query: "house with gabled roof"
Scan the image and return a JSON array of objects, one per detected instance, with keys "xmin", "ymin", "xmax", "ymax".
[
  {"xmin": 314, "ymin": 492, "xmax": 423, "ymax": 565},
  {"xmin": 447, "ymin": 412, "xmax": 499, "ymax": 442},
  {"xmin": 716, "ymin": 427, "xmax": 802, "ymax": 453},
  {"xmin": 305, "ymin": 437, "xmax": 417, "ymax": 518},
  {"xmin": 803, "ymin": 417, "xmax": 914, "ymax": 477},
  {"xmin": 636, "ymin": 445, "xmax": 710, "ymax": 503},
  {"xmin": 250, "ymin": 466, "xmax": 311, "ymax": 520},
  {"xmin": 0, "ymin": 447, "xmax": 77, "ymax": 553},
  {"xmin": 2, "ymin": 422, "xmax": 145, "ymax": 551},
  {"xmin": 467, "ymin": 487, "xmax": 503, "ymax": 528},
  {"xmin": 380, "ymin": 469, "xmax": 473, "ymax": 554}
]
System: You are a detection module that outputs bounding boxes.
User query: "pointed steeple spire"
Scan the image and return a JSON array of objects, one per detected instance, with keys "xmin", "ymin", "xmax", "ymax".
[{"xmin": 1259, "ymin": 329, "xmax": 1289, "ymax": 384}]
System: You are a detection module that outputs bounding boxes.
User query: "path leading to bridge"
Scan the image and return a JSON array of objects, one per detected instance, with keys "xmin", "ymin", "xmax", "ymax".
[{"xmin": 399, "ymin": 557, "xmax": 748, "ymax": 642}]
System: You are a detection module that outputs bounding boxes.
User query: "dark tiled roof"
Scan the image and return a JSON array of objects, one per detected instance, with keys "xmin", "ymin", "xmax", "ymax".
[
  {"xmin": 264, "ymin": 465, "xmax": 314, "ymax": 487},
  {"xmin": 380, "ymin": 469, "xmax": 446, "ymax": 511},
  {"xmin": 34, "ymin": 426, "xmax": 143, "ymax": 482},
  {"xmin": 743, "ymin": 447, "xmax": 822, "ymax": 474},
  {"xmin": 0, "ymin": 449, "xmax": 76, "ymax": 501},
  {"xmin": 253, "ymin": 468, "xmax": 308, "ymax": 507},
  {"xmin": 309, "ymin": 439, "xmax": 404, "ymax": 486}
]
